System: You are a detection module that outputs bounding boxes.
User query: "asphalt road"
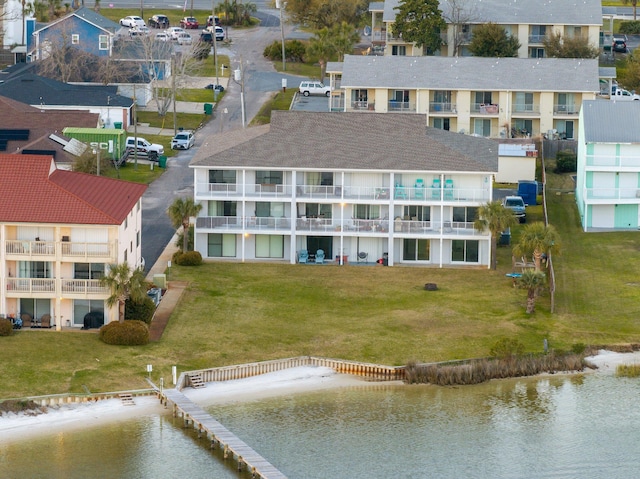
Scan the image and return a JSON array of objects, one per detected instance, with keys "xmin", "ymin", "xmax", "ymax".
[{"xmin": 140, "ymin": 7, "xmax": 308, "ymax": 272}]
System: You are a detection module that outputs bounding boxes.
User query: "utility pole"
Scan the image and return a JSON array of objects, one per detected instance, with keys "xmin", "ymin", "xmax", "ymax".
[
  {"xmin": 133, "ymin": 84, "xmax": 138, "ymax": 170},
  {"xmin": 172, "ymin": 54, "xmax": 177, "ymax": 136},
  {"xmin": 212, "ymin": 0, "xmax": 219, "ymax": 91},
  {"xmin": 277, "ymin": 0, "xmax": 285, "ymax": 71},
  {"xmin": 233, "ymin": 57, "xmax": 246, "ymax": 128}
]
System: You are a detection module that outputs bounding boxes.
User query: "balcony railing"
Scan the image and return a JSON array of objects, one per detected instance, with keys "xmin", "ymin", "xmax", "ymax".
[
  {"xmin": 196, "ymin": 216, "xmax": 291, "ymax": 230},
  {"xmin": 5, "ymin": 240, "xmax": 115, "ymax": 259},
  {"xmin": 585, "ymin": 155, "xmax": 640, "ymax": 168},
  {"xmin": 584, "ymin": 187, "xmax": 640, "ymax": 200},
  {"xmin": 528, "ymin": 34, "xmax": 548, "ymax": 43},
  {"xmin": 429, "ymin": 102, "xmax": 456, "ymax": 113},
  {"xmin": 5, "ymin": 278, "xmax": 108, "ymax": 295},
  {"xmin": 512, "ymin": 103, "xmax": 540, "ymax": 114},
  {"xmin": 349, "ymin": 100, "xmax": 372, "ymax": 111},
  {"xmin": 472, "ymin": 103, "xmax": 499, "ymax": 114},
  {"xmin": 388, "ymin": 101, "xmax": 415, "ymax": 112},
  {"xmin": 553, "ymin": 104, "xmax": 579, "ymax": 115}
]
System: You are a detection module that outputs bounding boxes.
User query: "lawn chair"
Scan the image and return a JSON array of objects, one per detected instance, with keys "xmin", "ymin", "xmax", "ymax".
[
  {"xmin": 414, "ymin": 179, "xmax": 425, "ymax": 200},
  {"xmin": 298, "ymin": 249, "xmax": 309, "ymax": 264},
  {"xmin": 21, "ymin": 313, "xmax": 32, "ymax": 328},
  {"xmin": 394, "ymin": 183, "xmax": 408, "ymax": 200},
  {"xmin": 40, "ymin": 314, "xmax": 52, "ymax": 328},
  {"xmin": 431, "ymin": 178, "xmax": 441, "ymax": 199},
  {"xmin": 315, "ymin": 249, "xmax": 325, "ymax": 264},
  {"xmin": 444, "ymin": 179, "xmax": 454, "ymax": 200}
]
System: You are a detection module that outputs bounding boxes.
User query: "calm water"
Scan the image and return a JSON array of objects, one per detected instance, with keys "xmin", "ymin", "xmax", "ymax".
[{"xmin": 1, "ymin": 373, "xmax": 639, "ymax": 479}]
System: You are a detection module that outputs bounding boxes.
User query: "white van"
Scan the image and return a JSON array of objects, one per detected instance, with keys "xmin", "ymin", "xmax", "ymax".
[{"xmin": 299, "ymin": 80, "xmax": 331, "ymax": 97}]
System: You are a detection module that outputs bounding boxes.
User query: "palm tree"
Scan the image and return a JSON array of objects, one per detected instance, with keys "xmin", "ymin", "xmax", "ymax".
[
  {"xmin": 100, "ymin": 263, "xmax": 147, "ymax": 323},
  {"xmin": 513, "ymin": 222, "xmax": 560, "ymax": 272},
  {"xmin": 473, "ymin": 201, "xmax": 517, "ymax": 270},
  {"xmin": 167, "ymin": 197, "xmax": 203, "ymax": 253},
  {"xmin": 330, "ymin": 22, "xmax": 361, "ymax": 61},
  {"xmin": 622, "ymin": 0, "xmax": 638, "ymax": 20},
  {"xmin": 517, "ymin": 269, "xmax": 546, "ymax": 314},
  {"xmin": 307, "ymin": 27, "xmax": 333, "ymax": 81}
]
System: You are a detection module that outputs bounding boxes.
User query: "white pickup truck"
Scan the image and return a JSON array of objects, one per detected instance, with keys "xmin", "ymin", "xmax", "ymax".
[{"xmin": 611, "ymin": 87, "xmax": 640, "ymax": 101}]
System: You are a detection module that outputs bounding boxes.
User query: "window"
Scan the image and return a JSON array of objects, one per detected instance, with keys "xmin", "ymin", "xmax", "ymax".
[
  {"xmin": 404, "ymin": 206, "xmax": 430, "ymax": 221},
  {"xmin": 305, "ymin": 203, "xmax": 332, "ymax": 218},
  {"xmin": 475, "ymin": 91, "xmax": 492, "ymax": 106},
  {"xmin": 74, "ymin": 263, "xmax": 105, "ymax": 280},
  {"xmin": 514, "ymin": 92, "xmax": 534, "ymax": 112},
  {"xmin": 306, "ymin": 172, "xmax": 333, "ymax": 187},
  {"xmin": 208, "ymin": 201, "xmax": 237, "ymax": 216},
  {"xmin": 554, "ymin": 120, "xmax": 574, "ymax": 140},
  {"xmin": 20, "ymin": 298, "xmax": 51, "ymax": 320},
  {"xmin": 513, "ymin": 119, "xmax": 533, "ymax": 136},
  {"xmin": 136, "ymin": 230, "xmax": 140, "ymax": 247},
  {"xmin": 255, "ymin": 235, "xmax": 284, "ymax": 258},
  {"xmin": 207, "ymin": 233, "xmax": 236, "ymax": 257},
  {"xmin": 529, "ymin": 25, "xmax": 547, "ymax": 42},
  {"xmin": 391, "ymin": 45, "xmax": 406, "ymax": 56},
  {"xmin": 529, "ymin": 47, "xmax": 545, "ymax": 58},
  {"xmin": 209, "ymin": 170, "xmax": 236, "ymax": 184},
  {"xmin": 256, "ymin": 171, "xmax": 283, "ymax": 185},
  {"xmin": 354, "ymin": 204, "xmax": 380, "ymax": 220},
  {"xmin": 72, "ymin": 34, "xmax": 79, "ymax": 44},
  {"xmin": 99, "ymin": 35, "xmax": 108, "ymax": 50},
  {"xmin": 452, "ymin": 240, "xmax": 479, "ymax": 263},
  {"xmin": 18, "ymin": 261, "xmax": 51, "ymax": 278},
  {"xmin": 352, "ymin": 89, "xmax": 368, "ymax": 108},
  {"xmin": 403, "ymin": 239, "xmax": 430, "ymax": 261},
  {"xmin": 124, "ymin": 250, "xmax": 127, "ymax": 262},
  {"xmin": 432, "ymin": 118, "xmax": 450, "ymax": 131},
  {"xmin": 256, "ymin": 202, "xmax": 284, "ymax": 217},
  {"xmin": 473, "ymin": 119, "xmax": 491, "ymax": 137},
  {"xmin": 124, "ymin": 216, "xmax": 128, "ymax": 229},
  {"xmin": 452, "ymin": 207, "xmax": 477, "ymax": 223},
  {"xmin": 73, "ymin": 299, "xmax": 104, "ymax": 326}
]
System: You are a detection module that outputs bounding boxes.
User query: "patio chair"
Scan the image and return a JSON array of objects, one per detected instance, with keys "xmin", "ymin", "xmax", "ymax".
[
  {"xmin": 394, "ymin": 184, "xmax": 408, "ymax": 200},
  {"xmin": 315, "ymin": 249, "xmax": 325, "ymax": 264},
  {"xmin": 431, "ymin": 178, "xmax": 441, "ymax": 199},
  {"xmin": 21, "ymin": 313, "xmax": 32, "ymax": 328},
  {"xmin": 414, "ymin": 179, "xmax": 425, "ymax": 199},
  {"xmin": 357, "ymin": 251, "xmax": 368, "ymax": 263},
  {"xmin": 298, "ymin": 249, "xmax": 309, "ymax": 264},
  {"xmin": 444, "ymin": 179, "xmax": 454, "ymax": 200},
  {"xmin": 40, "ymin": 314, "xmax": 52, "ymax": 328}
]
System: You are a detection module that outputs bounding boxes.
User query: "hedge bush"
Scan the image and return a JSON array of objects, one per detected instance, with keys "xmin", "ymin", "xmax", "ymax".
[
  {"xmin": 125, "ymin": 296, "xmax": 156, "ymax": 325},
  {"xmin": 554, "ymin": 149, "xmax": 577, "ymax": 173},
  {"xmin": 99, "ymin": 320, "xmax": 149, "ymax": 345},
  {"xmin": 619, "ymin": 21, "xmax": 640, "ymax": 34},
  {"xmin": 263, "ymin": 39, "xmax": 306, "ymax": 62},
  {"xmin": 0, "ymin": 318, "xmax": 13, "ymax": 336},
  {"xmin": 173, "ymin": 250, "xmax": 203, "ymax": 266}
]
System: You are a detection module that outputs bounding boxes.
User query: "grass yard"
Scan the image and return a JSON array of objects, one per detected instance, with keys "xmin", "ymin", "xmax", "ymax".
[{"xmin": 250, "ymin": 88, "xmax": 297, "ymax": 125}]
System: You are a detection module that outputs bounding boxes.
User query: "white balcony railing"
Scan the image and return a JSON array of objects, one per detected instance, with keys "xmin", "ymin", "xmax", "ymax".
[
  {"xmin": 584, "ymin": 187, "xmax": 640, "ymax": 200},
  {"xmin": 5, "ymin": 278, "xmax": 108, "ymax": 295},
  {"xmin": 61, "ymin": 279, "xmax": 107, "ymax": 294},
  {"xmin": 5, "ymin": 240, "xmax": 115, "ymax": 260},
  {"xmin": 6, "ymin": 278, "xmax": 56, "ymax": 293},
  {"xmin": 585, "ymin": 155, "xmax": 640, "ymax": 168}
]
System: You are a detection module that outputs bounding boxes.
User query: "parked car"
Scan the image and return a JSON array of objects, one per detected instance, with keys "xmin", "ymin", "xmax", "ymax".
[
  {"xmin": 502, "ymin": 195, "xmax": 526, "ymax": 223},
  {"xmin": 180, "ymin": 17, "xmax": 199, "ymax": 29},
  {"xmin": 129, "ymin": 25, "xmax": 150, "ymax": 37},
  {"xmin": 155, "ymin": 31, "xmax": 170, "ymax": 42},
  {"xmin": 176, "ymin": 32, "xmax": 193, "ymax": 45},
  {"xmin": 166, "ymin": 27, "xmax": 186, "ymax": 40},
  {"xmin": 613, "ymin": 37, "xmax": 627, "ymax": 53},
  {"xmin": 299, "ymin": 80, "xmax": 331, "ymax": 97},
  {"xmin": 205, "ymin": 83, "xmax": 224, "ymax": 92},
  {"xmin": 119, "ymin": 15, "xmax": 145, "ymax": 28},
  {"xmin": 148, "ymin": 14, "xmax": 170, "ymax": 29},
  {"xmin": 125, "ymin": 136, "xmax": 164, "ymax": 160},
  {"xmin": 207, "ymin": 15, "xmax": 221, "ymax": 26},
  {"xmin": 171, "ymin": 130, "xmax": 195, "ymax": 150},
  {"xmin": 204, "ymin": 25, "xmax": 225, "ymax": 40},
  {"xmin": 199, "ymin": 31, "xmax": 213, "ymax": 43}
]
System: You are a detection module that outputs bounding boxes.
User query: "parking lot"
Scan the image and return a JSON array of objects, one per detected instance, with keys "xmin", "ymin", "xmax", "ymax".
[{"xmin": 291, "ymin": 93, "xmax": 332, "ymax": 112}]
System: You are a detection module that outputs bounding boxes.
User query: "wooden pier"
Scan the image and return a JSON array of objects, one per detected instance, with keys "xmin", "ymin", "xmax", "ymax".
[{"xmin": 160, "ymin": 388, "xmax": 287, "ymax": 479}]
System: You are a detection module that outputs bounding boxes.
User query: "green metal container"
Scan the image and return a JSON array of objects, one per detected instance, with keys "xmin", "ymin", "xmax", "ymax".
[
  {"xmin": 204, "ymin": 103, "xmax": 213, "ymax": 115},
  {"xmin": 62, "ymin": 127, "xmax": 126, "ymax": 160},
  {"xmin": 158, "ymin": 155, "xmax": 167, "ymax": 168}
]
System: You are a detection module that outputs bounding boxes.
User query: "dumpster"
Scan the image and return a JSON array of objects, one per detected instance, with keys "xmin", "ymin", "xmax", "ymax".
[
  {"xmin": 114, "ymin": 122, "xmax": 123, "ymax": 129},
  {"xmin": 158, "ymin": 155, "xmax": 167, "ymax": 168},
  {"xmin": 204, "ymin": 103, "xmax": 213, "ymax": 115}
]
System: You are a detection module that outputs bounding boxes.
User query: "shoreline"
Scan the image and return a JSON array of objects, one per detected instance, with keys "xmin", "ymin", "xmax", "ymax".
[{"xmin": 1, "ymin": 350, "xmax": 638, "ymax": 445}]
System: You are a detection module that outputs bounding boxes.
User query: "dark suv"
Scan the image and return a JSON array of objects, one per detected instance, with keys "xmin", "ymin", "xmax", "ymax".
[
  {"xmin": 613, "ymin": 38, "xmax": 627, "ymax": 53},
  {"xmin": 149, "ymin": 14, "xmax": 169, "ymax": 29}
]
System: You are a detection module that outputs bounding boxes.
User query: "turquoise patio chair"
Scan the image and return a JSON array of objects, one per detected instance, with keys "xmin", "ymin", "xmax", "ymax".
[
  {"xmin": 298, "ymin": 250, "xmax": 309, "ymax": 264},
  {"xmin": 444, "ymin": 179, "xmax": 454, "ymax": 200},
  {"xmin": 431, "ymin": 178, "xmax": 441, "ymax": 199},
  {"xmin": 315, "ymin": 249, "xmax": 325, "ymax": 264},
  {"xmin": 395, "ymin": 184, "xmax": 408, "ymax": 200},
  {"xmin": 414, "ymin": 179, "xmax": 425, "ymax": 199}
]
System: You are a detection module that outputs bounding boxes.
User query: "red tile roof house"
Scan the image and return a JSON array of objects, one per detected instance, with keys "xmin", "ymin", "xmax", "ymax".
[{"xmin": 0, "ymin": 154, "xmax": 147, "ymax": 330}]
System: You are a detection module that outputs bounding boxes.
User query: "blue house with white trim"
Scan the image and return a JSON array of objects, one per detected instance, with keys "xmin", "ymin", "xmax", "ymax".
[{"xmin": 31, "ymin": 8, "xmax": 119, "ymax": 60}]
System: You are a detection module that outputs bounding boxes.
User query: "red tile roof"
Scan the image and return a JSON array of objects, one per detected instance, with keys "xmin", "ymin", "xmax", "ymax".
[{"xmin": 0, "ymin": 154, "xmax": 147, "ymax": 224}]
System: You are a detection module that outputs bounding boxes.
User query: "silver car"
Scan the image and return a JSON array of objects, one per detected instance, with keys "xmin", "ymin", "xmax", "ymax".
[{"xmin": 171, "ymin": 131, "xmax": 195, "ymax": 150}]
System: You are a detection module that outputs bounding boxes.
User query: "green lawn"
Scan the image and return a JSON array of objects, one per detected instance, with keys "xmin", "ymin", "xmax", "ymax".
[{"xmin": 4, "ymin": 173, "xmax": 640, "ymax": 400}]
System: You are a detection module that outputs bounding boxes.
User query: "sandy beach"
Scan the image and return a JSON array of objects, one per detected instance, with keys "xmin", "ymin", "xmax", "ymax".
[{"xmin": 1, "ymin": 350, "xmax": 638, "ymax": 445}]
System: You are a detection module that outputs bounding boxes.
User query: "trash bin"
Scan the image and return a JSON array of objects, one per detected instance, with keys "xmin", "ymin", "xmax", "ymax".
[
  {"xmin": 113, "ymin": 122, "xmax": 123, "ymax": 129},
  {"xmin": 158, "ymin": 155, "xmax": 167, "ymax": 168},
  {"xmin": 204, "ymin": 103, "xmax": 213, "ymax": 115},
  {"xmin": 499, "ymin": 228, "xmax": 511, "ymax": 246},
  {"xmin": 382, "ymin": 252, "xmax": 389, "ymax": 266}
]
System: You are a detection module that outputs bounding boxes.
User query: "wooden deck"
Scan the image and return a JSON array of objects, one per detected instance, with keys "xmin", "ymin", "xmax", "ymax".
[{"xmin": 161, "ymin": 388, "xmax": 287, "ymax": 479}]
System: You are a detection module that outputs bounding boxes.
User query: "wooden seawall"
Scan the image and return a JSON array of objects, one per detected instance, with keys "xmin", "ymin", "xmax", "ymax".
[{"xmin": 160, "ymin": 388, "xmax": 287, "ymax": 479}]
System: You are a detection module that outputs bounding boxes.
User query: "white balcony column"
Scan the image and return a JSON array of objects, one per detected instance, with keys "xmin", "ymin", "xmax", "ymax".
[
  {"xmin": 55, "ymin": 296, "xmax": 62, "ymax": 331},
  {"xmin": 340, "ymin": 203, "xmax": 344, "ymax": 265},
  {"xmin": 290, "ymin": 170, "xmax": 297, "ymax": 264}
]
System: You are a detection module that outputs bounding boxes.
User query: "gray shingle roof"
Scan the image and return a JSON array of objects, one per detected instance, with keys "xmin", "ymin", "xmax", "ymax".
[
  {"xmin": 383, "ymin": 0, "xmax": 602, "ymax": 25},
  {"xmin": 191, "ymin": 111, "xmax": 498, "ymax": 173},
  {"xmin": 339, "ymin": 55, "xmax": 600, "ymax": 93},
  {"xmin": 582, "ymin": 100, "xmax": 640, "ymax": 143}
]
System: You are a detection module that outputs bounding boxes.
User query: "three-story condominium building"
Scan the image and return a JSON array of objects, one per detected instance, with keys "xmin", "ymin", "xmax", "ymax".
[
  {"xmin": 190, "ymin": 111, "xmax": 498, "ymax": 268},
  {"xmin": 0, "ymin": 155, "xmax": 147, "ymax": 329},
  {"xmin": 576, "ymin": 101, "xmax": 640, "ymax": 231},
  {"xmin": 370, "ymin": 0, "xmax": 602, "ymax": 58},
  {"xmin": 327, "ymin": 56, "xmax": 600, "ymax": 140}
]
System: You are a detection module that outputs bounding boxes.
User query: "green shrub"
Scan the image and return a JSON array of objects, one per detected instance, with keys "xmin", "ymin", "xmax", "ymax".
[
  {"xmin": 554, "ymin": 149, "xmax": 577, "ymax": 173},
  {"xmin": 263, "ymin": 39, "xmax": 306, "ymax": 62},
  {"xmin": 124, "ymin": 296, "xmax": 156, "ymax": 325},
  {"xmin": 0, "ymin": 318, "xmax": 13, "ymax": 336},
  {"xmin": 174, "ymin": 250, "xmax": 203, "ymax": 266},
  {"xmin": 571, "ymin": 342, "xmax": 586, "ymax": 354},
  {"xmin": 490, "ymin": 337, "xmax": 525, "ymax": 358},
  {"xmin": 99, "ymin": 320, "xmax": 149, "ymax": 345},
  {"xmin": 616, "ymin": 364, "xmax": 640, "ymax": 377},
  {"xmin": 619, "ymin": 21, "xmax": 640, "ymax": 34}
]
